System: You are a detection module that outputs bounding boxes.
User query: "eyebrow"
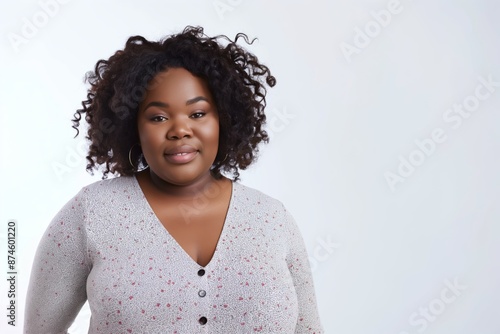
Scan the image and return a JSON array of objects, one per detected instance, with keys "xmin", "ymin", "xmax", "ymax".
[
  {"xmin": 186, "ymin": 96, "xmax": 209, "ymax": 105},
  {"xmin": 143, "ymin": 96, "xmax": 209, "ymax": 110}
]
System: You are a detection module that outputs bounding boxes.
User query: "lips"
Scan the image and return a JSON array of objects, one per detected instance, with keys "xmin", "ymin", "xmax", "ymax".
[{"xmin": 164, "ymin": 145, "xmax": 198, "ymax": 164}]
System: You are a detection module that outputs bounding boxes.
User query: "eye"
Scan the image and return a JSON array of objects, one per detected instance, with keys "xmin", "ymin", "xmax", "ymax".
[
  {"xmin": 191, "ymin": 112, "xmax": 206, "ymax": 119},
  {"xmin": 150, "ymin": 115, "xmax": 167, "ymax": 122}
]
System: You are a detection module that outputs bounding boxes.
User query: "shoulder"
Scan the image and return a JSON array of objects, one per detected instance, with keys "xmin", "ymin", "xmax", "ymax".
[
  {"xmin": 231, "ymin": 182, "xmax": 303, "ymax": 246},
  {"xmin": 233, "ymin": 182, "xmax": 282, "ymax": 204},
  {"xmin": 232, "ymin": 182, "xmax": 287, "ymax": 215},
  {"xmin": 77, "ymin": 176, "xmax": 136, "ymax": 203},
  {"xmin": 81, "ymin": 176, "xmax": 135, "ymax": 193}
]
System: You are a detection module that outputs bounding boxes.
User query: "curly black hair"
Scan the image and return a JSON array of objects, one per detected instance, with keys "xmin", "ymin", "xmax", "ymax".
[{"xmin": 72, "ymin": 26, "xmax": 276, "ymax": 181}]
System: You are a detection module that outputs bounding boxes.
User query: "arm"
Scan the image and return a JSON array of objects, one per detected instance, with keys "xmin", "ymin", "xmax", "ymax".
[
  {"xmin": 24, "ymin": 189, "xmax": 90, "ymax": 334},
  {"xmin": 283, "ymin": 205, "xmax": 324, "ymax": 334}
]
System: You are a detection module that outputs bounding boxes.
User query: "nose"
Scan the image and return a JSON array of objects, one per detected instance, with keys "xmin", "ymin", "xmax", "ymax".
[{"xmin": 166, "ymin": 117, "xmax": 192, "ymax": 140}]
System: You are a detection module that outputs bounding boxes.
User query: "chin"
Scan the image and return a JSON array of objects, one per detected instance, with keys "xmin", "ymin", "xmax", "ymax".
[{"xmin": 156, "ymin": 168, "xmax": 213, "ymax": 186}]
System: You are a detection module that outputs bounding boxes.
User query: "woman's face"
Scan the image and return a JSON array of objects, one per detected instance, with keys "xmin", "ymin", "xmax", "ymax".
[{"xmin": 137, "ymin": 67, "xmax": 219, "ymax": 186}]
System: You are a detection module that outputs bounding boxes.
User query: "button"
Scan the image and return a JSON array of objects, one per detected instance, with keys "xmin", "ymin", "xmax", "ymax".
[
  {"xmin": 198, "ymin": 290, "xmax": 206, "ymax": 297},
  {"xmin": 198, "ymin": 269, "xmax": 205, "ymax": 276},
  {"xmin": 199, "ymin": 316, "xmax": 207, "ymax": 325}
]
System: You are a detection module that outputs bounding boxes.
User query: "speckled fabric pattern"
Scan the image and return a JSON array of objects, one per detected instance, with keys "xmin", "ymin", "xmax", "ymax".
[{"xmin": 25, "ymin": 176, "xmax": 323, "ymax": 333}]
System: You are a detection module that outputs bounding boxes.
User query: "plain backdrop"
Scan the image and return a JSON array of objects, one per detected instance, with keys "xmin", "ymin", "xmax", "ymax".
[{"xmin": 1, "ymin": 0, "xmax": 499, "ymax": 333}]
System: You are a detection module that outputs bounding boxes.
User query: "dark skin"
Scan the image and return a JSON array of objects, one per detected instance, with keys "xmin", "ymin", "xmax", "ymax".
[{"xmin": 136, "ymin": 68, "xmax": 232, "ymax": 267}]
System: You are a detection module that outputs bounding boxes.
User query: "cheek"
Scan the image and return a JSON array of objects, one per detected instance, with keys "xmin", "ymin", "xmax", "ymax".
[
  {"xmin": 139, "ymin": 123, "xmax": 160, "ymax": 140},
  {"xmin": 138, "ymin": 125, "xmax": 164, "ymax": 154},
  {"xmin": 199, "ymin": 121, "xmax": 219, "ymax": 147}
]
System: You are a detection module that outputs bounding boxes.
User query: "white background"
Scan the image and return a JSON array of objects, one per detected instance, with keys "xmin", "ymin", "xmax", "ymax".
[{"xmin": 1, "ymin": 0, "xmax": 499, "ymax": 333}]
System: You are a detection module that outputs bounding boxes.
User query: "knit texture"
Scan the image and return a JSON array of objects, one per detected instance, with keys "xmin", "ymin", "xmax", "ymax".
[{"xmin": 25, "ymin": 176, "xmax": 323, "ymax": 333}]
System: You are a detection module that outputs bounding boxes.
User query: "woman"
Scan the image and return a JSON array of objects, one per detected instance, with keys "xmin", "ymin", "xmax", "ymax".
[{"xmin": 25, "ymin": 26, "xmax": 323, "ymax": 333}]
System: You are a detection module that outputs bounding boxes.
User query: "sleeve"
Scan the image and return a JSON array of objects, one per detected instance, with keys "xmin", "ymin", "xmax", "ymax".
[
  {"xmin": 282, "ymin": 204, "xmax": 324, "ymax": 334},
  {"xmin": 24, "ymin": 189, "xmax": 91, "ymax": 334}
]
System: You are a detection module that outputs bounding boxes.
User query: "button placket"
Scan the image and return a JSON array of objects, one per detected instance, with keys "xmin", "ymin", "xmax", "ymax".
[{"xmin": 197, "ymin": 267, "xmax": 209, "ymax": 326}]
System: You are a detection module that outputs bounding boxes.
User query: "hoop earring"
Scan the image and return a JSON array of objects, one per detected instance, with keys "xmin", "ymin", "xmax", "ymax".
[{"xmin": 128, "ymin": 144, "xmax": 149, "ymax": 172}]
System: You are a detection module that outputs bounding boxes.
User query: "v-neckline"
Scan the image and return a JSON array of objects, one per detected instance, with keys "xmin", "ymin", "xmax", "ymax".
[{"xmin": 131, "ymin": 175, "xmax": 236, "ymax": 269}]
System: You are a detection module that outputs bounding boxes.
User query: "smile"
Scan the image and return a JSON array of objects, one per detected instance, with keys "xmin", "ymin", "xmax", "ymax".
[{"xmin": 164, "ymin": 151, "xmax": 198, "ymax": 164}]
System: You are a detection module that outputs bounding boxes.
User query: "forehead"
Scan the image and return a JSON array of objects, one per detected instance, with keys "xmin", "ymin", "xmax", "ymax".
[{"xmin": 143, "ymin": 67, "xmax": 213, "ymax": 103}]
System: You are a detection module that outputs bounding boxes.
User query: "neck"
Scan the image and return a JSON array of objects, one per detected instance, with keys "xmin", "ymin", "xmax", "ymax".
[{"xmin": 143, "ymin": 170, "xmax": 223, "ymax": 199}]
